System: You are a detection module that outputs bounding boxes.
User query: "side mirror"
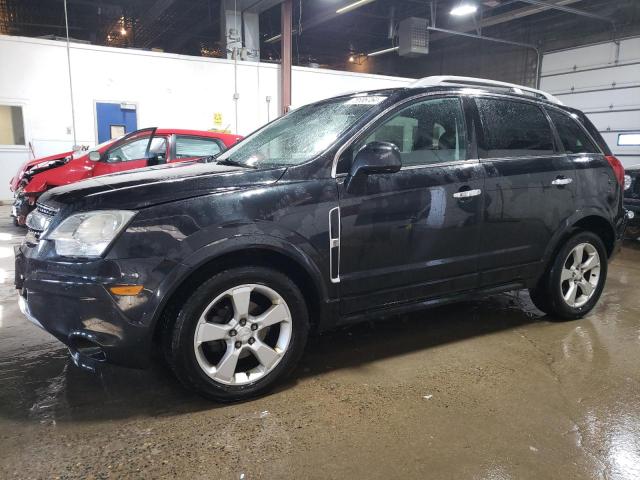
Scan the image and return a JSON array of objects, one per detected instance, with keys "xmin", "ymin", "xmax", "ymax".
[
  {"xmin": 88, "ymin": 151, "xmax": 101, "ymax": 161},
  {"xmin": 349, "ymin": 141, "xmax": 402, "ymax": 178}
]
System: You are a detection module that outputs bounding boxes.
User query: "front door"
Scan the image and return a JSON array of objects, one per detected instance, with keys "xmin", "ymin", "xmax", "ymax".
[
  {"xmin": 92, "ymin": 129, "xmax": 168, "ymax": 177},
  {"xmin": 336, "ymin": 96, "xmax": 485, "ymax": 315}
]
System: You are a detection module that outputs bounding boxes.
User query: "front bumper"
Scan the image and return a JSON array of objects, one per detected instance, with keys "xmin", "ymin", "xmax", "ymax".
[
  {"xmin": 15, "ymin": 243, "xmax": 174, "ymax": 370},
  {"xmin": 11, "ymin": 193, "xmax": 32, "ymax": 224}
]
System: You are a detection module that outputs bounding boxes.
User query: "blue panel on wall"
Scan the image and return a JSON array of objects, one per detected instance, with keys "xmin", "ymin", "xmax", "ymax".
[{"xmin": 96, "ymin": 102, "xmax": 138, "ymax": 143}]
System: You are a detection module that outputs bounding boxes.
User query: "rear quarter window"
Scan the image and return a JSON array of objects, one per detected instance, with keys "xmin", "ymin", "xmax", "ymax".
[
  {"xmin": 175, "ymin": 136, "xmax": 223, "ymax": 158},
  {"xmin": 476, "ymin": 98, "xmax": 555, "ymax": 158},
  {"xmin": 546, "ymin": 109, "xmax": 599, "ymax": 154}
]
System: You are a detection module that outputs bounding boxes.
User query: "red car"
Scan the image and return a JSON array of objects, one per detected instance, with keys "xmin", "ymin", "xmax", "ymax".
[{"xmin": 10, "ymin": 128, "xmax": 242, "ymax": 225}]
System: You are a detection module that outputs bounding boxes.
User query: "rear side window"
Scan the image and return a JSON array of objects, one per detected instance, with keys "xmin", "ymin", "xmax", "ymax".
[
  {"xmin": 546, "ymin": 109, "xmax": 598, "ymax": 154},
  {"xmin": 476, "ymin": 98, "xmax": 555, "ymax": 158},
  {"xmin": 175, "ymin": 136, "xmax": 223, "ymax": 158}
]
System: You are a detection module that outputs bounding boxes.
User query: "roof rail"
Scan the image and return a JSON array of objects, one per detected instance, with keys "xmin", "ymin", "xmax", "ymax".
[{"xmin": 408, "ymin": 75, "xmax": 563, "ymax": 105}]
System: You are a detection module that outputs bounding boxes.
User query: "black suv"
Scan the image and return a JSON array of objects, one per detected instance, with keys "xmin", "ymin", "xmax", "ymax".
[{"xmin": 16, "ymin": 77, "xmax": 627, "ymax": 401}]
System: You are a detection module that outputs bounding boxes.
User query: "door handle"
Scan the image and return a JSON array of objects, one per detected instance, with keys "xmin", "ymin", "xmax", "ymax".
[
  {"xmin": 552, "ymin": 177, "xmax": 573, "ymax": 186},
  {"xmin": 453, "ymin": 189, "xmax": 482, "ymax": 199}
]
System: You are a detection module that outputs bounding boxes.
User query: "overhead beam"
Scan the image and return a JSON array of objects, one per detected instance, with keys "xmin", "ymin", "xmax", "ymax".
[{"xmin": 515, "ymin": 0, "xmax": 615, "ymax": 25}]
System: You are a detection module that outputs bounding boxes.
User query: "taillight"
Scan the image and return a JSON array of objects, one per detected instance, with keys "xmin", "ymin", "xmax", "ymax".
[{"xmin": 605, "ymin": 155, "xmax": 625, "ymax": 187}]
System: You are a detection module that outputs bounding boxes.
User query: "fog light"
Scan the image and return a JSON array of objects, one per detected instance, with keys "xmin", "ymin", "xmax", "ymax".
[{"xmin": 109, "ymin": 285, "xmax": 144, "ymax": 296}]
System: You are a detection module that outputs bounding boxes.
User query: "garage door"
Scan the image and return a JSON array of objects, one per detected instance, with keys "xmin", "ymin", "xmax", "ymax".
[{"xmin": 540, "ymin": 37, "xmax": 640, "ymax": 168}]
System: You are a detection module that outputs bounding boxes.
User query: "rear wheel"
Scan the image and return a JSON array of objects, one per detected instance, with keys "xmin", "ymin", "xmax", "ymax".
[
  {"xmin": 165, "ymin": 266, "xmax": 309, "ymax": 402},
  {"xmin": 529, "ymin": 231, "xmax": 608, "ymax": 320}
]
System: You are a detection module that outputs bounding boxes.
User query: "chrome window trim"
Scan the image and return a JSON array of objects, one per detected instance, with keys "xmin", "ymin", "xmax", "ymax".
[
  {"xmin": 480, "ymin": 153, "xmax": 568, "ymax": 162},
  {"xmin": 329, "ymin": 206, "xmax": 341, "ymax": 284}
]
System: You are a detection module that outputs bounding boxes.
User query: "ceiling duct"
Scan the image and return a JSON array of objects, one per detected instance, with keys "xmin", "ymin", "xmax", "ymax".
[{"xmin": 398, "ymin": 17, "xmax": 429, "ymax": 57}]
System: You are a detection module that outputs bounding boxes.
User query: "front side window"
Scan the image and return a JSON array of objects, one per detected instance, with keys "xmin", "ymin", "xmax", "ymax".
[
  {"xmin": 354, "ymin": 97, "xmax": 467, "ymax": 168},
  {"xmin": 0, "ymin": 105, "xmax": 25, "ymax": 146},
  {"xmin": 215, "ymin": 94, "xmax": 388, "ymax": 168},
  {"xmin": 547, "ymin": 109, "xmax": 598, "ymax": 154},
  {"xmin": 175, "ymin": 136, "xmax": 222, "ymax": 158},
  {"xmin": 107, "ymin": 137, "xmax": 166, "ymax": 163},
  {"xmin": 476, "ymin": 98, "xmax": 555, "ymax": 158}
]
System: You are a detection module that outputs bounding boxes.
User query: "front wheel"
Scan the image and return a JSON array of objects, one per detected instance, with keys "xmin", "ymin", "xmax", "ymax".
[
  {"xmin": 529, "ymin": 231, "xmax": 608, "ymax": 320},
  {"xmin": 165, "ymin": 266, "xmax": 309, "ymax": 402}
]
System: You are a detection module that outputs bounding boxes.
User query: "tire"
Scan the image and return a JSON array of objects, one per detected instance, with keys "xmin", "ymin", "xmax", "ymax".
[
  {"xmin": 529, "ymin": 231, "xmax": 608, "ymax": 320},
  {"xmin": 164, "ymin": 266, "xmax": 309, "ymax": 402}
]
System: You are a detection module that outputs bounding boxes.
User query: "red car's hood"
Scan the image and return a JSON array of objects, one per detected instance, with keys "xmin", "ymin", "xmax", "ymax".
[{"xmin": 10, "ymin": 150, "xmax": 74, "ymax": 192}]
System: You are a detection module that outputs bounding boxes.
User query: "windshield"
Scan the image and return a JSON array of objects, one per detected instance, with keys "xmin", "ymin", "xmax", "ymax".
[
  {"xmin": 216, "ymin": 94, "xmax": 388, "ymax": 168},
  {"xmin": 82, "ymin": 138, "xmax": 120, "ymax": 159}
]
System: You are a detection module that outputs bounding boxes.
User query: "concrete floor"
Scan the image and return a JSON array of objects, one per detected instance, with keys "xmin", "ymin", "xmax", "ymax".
[{"xmin": 1, "ymin": 206, "xmax": 639, "ymax": 480}]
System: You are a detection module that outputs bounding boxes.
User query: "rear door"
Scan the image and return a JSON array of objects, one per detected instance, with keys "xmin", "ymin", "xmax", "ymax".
[
  {"xmin": 472, "ymin": 97, "xmax": 577, "ymax": 287},
  {"xmin": 545, "ymin": 107, "xmax": 613, "ymax": 224},
  {"xmin": 169, "ymin": 135, "xmax": 225, "ymax": 163},
  {"xmin": 336, "ymin": 95, "xmax": 485, "ymax": 315}
]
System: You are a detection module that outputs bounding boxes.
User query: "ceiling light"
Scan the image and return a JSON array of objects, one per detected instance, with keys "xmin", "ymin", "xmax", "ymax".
[
  {"xmin": 336, "ymin": 0, "xmax": 375, "ymax": 15},
  {"xmin": 367, "ymin": 46, "xmax": 398, "ymax": 57},
  {"xmin": 265, "ymin": 34, "xmax": 281, "ymax": 43},
  {"xmin": 450, "ymin": 3, "xmax": 478, "ymax": 16}
]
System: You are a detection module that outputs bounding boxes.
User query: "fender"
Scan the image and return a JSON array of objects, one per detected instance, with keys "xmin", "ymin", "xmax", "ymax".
[
  {"xmin": 23, "ymin": 158, "xmax": 94, "ymax": 194},
  {"xmin": 540, "ymin": 206, "xmax": 616, "ymax": 271},
  {"xmin": 142, "ymin": 232, "xmax": 332, "ymax": 348}
]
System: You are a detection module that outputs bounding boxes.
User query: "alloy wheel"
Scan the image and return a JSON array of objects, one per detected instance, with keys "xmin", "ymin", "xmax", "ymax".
[
  {"xmin": 560, "ymin": 242, "xmax": 601, "ymax": 308},
  {"xmin": 193, "ymin": 284, "xmax": 292, "ymax": 385}
]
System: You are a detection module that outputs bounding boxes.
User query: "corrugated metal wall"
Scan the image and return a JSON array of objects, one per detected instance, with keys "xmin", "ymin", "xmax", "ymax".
[{"xmin": 540, "ymin": 37, "xmax": 640, "ymax": 168}]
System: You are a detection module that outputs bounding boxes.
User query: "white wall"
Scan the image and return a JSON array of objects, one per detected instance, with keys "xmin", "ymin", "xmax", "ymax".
[
  {"xmin": 540, "ymin": 37, "xmax": 640, "ymax": 168},
  {"xmin": 0, "ymin": 35, "xmax": 413, "ymax": 199}
]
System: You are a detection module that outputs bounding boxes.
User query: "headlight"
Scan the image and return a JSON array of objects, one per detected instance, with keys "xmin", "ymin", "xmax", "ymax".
[
  {"xmin": 624, "ymin": 174, "xmax": 632, "ymax": 191},
  {"xmin": 44, "ymin": 210, "xmax": 136, "ymax": 257}
]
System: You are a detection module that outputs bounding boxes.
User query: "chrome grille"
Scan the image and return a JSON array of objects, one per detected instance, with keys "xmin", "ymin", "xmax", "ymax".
[
  {"xmin": 26, "ymin": 203, "xmax": 58, "ymax": 241},
  {"xmin": 36, "ymin": 203, "xmax": 58, "ymax": 217}
]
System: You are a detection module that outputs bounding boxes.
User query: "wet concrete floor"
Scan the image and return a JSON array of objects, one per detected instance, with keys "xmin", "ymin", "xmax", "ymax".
[{"xmin": 1, "ymin": 205, "xmax": 639, "ymax": 479}]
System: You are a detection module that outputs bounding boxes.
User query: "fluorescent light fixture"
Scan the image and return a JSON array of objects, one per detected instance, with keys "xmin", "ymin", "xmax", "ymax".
[
  {"xmin": 265, "ymin": 34, "xmax": 281, "ymax": 43},
  {"xmin": 336, "ymin": 0, "xmax": 375, "ymax": 15},
  {"xmin": 450, "ymin": 3, "xmax": 478, "ymax": 16},
  {"xmin": 618, "ymin": 133, "xmax": 640, "ymax": 146},
  {"xmin": 367, "ymin": 46, "xmax": 399, "ymax": 57},
  {"xmin": 265, "ymin": 29, "xmax": 298, "ymax": 44}
]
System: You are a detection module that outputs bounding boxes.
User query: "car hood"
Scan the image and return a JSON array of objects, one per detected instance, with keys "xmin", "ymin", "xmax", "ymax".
[
  {"xmin": 11, "ymin": 151, "xmax": 74, "ymax": 191},
  {"xmin": 39, "ymin": 161, "xmax": 288, "ymax": 211}
]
